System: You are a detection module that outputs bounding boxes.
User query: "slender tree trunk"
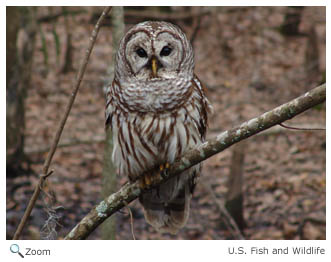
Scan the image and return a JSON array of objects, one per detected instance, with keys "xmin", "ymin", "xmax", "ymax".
[
  {"xmin": 6, "ymin": 7, "xmax": 36, "ymax": 177},
  {"xmin": 60, "ymin": 7, "xmax": 74, "ymax": 73},
  {"xmin": 225, "ymin": 142, "xmax": 246, "ymax": 230},
  {"xmin": 280, "ymin": 7, "xmax": 304, "ymax": 36},
  {"xmin": 101, "ymin": 6, "xmax": 124, "ymax": 240}
]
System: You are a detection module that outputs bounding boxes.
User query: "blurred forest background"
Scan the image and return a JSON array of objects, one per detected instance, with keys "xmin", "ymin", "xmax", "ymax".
[{"xmin": 6, "ymin": 6, "xmax": 325, "ymax": 240}]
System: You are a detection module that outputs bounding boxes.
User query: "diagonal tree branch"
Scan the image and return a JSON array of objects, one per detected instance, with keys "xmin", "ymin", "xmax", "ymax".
[{"xmin": 65, "ymin": 83, "xmax": 325, "ymax": 240}]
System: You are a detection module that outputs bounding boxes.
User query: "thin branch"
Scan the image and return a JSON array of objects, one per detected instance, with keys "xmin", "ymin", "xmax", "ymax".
[
  {"xmin": 255, "ymin": 123, "xmax": 325, "ymax": 136},
  {"xmin": 13, "ymin": 6, "xmax": 112, "ymax": 240},
  {"xmin": 125, "ymin": 205, "xmax": 136, "ymax": 240},
  {"xmin": 65, "ymin": 83, "xmax": 325, "ymax": 240},
  {"xmin": 42, "ymin": 169, "xmax": 54, "ymax": 180},
  {"xmin": 279, "ymin": 122, "xmax": 325, "ymax": 131}
]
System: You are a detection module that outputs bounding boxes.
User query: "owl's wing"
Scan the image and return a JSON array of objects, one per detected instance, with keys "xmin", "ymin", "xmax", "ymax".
[
  {"xmin": 105, "ymin": 81, "xmax": 115, "ymax": 129},
  {"xmin": 192, "ymin": 74, "xmax": 213, "ymax": 140}
]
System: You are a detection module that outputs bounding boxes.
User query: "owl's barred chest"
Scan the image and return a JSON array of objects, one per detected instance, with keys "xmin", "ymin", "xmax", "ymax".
[{"xmin": 111, "ymin": 99, "xmax": 203, "ymax": 179}]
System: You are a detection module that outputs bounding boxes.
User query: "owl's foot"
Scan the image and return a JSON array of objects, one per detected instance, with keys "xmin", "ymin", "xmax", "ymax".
[
  {"xmin": 139, "ymin": 172, "xmax": 154, "ymax": 189},
  {"xmin": 139, "ymin": 163, "xmax": 171, "ymax": 189},
  {"xmin": 159, "ymin": 162, "xmax": 170, "ymax": 179}
]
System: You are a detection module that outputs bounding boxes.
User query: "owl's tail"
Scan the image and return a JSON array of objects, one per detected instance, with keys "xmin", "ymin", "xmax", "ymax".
[{"xmin": 139, "ymin": 178, "xmax": 192, "ymax": 235}]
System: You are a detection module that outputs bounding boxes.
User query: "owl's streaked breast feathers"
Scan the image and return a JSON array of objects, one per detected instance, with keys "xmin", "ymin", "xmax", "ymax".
[{"xmin": 105, "ymin": 21, "xmax": 212, "ymax": 234}]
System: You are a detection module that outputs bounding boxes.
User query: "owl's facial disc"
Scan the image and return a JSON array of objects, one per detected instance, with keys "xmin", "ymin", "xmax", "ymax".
[{"xmin": 124, "ymin": 28, "xmax": 187, "ymax": 80}]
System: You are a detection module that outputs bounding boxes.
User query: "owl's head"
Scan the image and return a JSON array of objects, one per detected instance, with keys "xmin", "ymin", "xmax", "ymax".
[{"xmin": 115, "ymin": 21, "xmax": 194, "ymax": 81}]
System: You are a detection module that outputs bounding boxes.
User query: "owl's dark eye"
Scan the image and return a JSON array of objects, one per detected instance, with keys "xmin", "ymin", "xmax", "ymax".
[
  {"xmin": 160, "ymin": 46, "xmax": 172, "ymax": 56},
  {"xmin": 136, "ymin": 47, "xmax": 147, "ymax": 58}
]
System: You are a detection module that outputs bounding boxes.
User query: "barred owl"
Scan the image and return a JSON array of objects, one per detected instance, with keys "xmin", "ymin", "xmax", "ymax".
[{"xmin": 105, "ymin": 21, "xmax": 212, "ymax": 234}]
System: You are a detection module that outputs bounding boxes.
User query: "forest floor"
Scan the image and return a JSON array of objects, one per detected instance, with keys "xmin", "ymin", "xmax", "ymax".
[{"xmin": 6, "ymin": 7, "xmax": 325, "ymax": 240}]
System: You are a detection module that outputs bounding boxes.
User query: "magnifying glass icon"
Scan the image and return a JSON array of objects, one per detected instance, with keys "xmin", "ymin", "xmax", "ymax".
[{"xmin": 10, "ymin": 244, "xmax": 24, "ymax": 258}]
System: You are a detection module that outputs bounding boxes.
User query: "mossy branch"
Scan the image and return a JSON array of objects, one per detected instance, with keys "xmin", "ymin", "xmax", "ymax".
[{"xmin": 65, "ymin": 83, "xmax": 325, "ymax": 240}]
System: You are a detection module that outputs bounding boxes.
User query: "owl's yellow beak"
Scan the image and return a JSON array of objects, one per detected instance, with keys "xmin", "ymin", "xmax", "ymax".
[{"xmin": 151, "ymin": 56, "xmax": 158, "ymax": 78}]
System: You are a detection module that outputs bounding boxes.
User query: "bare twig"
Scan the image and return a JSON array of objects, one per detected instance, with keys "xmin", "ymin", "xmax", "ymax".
[
  {"xmin": 42, "ymin": 169, "xmax": 54, "ymax": 180},
  {"xmin": 65, "ymin": 83, "xmax": 325, "ymax": 240},
  {"xmin": 211, "ymin": 123, "xmax": 326, "ymax": 138},
  {"xmin": 13, "ymin": 6, "xmax": 112, "ymax": 240},
  {"xmin": 279, "ymin": 122, "xmax": 325, "ymax": 131},
  {"xmin": 125, "ymin": 205, "xmax": 136, "ymax": 240}
]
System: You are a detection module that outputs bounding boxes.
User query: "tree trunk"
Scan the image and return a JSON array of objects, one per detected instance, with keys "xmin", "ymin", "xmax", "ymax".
[
  {"xmin": 6, "ymin": 7, "xmax": 36, "ymax": 177},
  {"xmin": 225, "ymin": 142, "xmax": 246, "ymax": 231},
  {"xmin": 101, "ymin": 6, "xmax": 124, "ymax": 240},
  {"xmin": 280, "ymin": 7, "xmax": 304, "ymax": 36}
]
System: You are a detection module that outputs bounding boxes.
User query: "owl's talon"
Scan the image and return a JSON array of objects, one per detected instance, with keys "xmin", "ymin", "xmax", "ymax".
[
  {"xmin": 139, "ymin": 172, "xmax": 153, "ymax": 189},
  {"xmin": 145, "ymin": 174, "xmax": 152, "ymax": 186},
  {"xmin": 139, "ymin": 178, "xmax": 145, "ymax": 189},
  {"xmin": 160, "ymin": 162, "xmax": 170, "ymax": 179}
]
